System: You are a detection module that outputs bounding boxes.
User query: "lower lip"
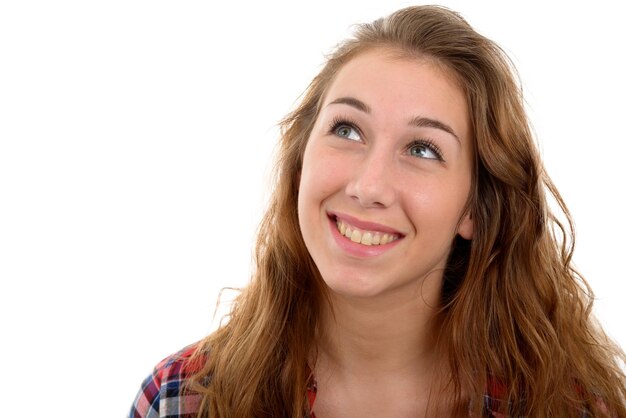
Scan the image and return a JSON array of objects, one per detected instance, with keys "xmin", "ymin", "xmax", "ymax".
[{"xmin": 328, "ymin": 216, "xmax": 402, "ymax": 257}]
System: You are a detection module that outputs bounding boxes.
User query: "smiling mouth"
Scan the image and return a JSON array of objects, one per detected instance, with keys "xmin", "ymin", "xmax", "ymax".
[{"xmin": 334, "ymin": 217, "xmax": 401, "ymax": 246}]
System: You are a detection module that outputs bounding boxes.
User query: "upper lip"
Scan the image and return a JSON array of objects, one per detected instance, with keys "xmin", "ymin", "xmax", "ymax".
[{"xmin": 329, "ymin": 211, "xmax": 404, "ymax": 236}]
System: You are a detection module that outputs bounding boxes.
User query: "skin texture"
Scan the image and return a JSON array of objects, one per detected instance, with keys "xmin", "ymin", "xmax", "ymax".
[
  {"xmin": 298, "ymin": 48, "xmax": 473, "ymax": 303},
  {"xmin": 297, "ymin": 49, "xmax": 475, "ymax": 417}
]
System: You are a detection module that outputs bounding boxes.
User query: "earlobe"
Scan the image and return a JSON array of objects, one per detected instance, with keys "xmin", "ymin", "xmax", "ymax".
[{"xmin": 458, "ymin": 212, "xmax": 473, "ymax": 240}]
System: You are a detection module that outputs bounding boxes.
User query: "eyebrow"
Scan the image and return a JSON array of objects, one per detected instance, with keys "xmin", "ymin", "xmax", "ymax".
[
  {"xmin": 327, "ymin": 96, "xmax": 460, "ymax": 142},
  {"xmin": 408, "ymin": 115, "xmax": 459, "ymax": 142},
  {"xmin": 328, "ymin": 96, "xmax": 372, "ymax": 113}
]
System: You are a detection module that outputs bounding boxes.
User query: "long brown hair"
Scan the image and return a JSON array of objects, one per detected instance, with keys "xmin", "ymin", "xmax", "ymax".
[{"xmin": 187, "ymin": 6, "xmax": 626, "ymax": 416}]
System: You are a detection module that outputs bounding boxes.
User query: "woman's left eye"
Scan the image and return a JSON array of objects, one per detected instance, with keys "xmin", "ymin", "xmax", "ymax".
[
  {"xmin": 407, "ymin": 140, "xmax": 444, "ymax": 161},
  {"xmin": 332, "ymin": 122, "xmax": 362, "ymax": 142}
]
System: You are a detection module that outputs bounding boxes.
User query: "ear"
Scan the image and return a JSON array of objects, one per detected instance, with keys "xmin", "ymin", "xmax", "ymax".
[{"xmin": 457, "ymin": 211, "xmax": 473, "ymax": 240}]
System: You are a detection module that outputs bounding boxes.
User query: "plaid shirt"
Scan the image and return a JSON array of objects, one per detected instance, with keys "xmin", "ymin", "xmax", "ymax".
[
  {"xmin": 129, "ymin": 345, "xmax": 316, "ymax": 418},
  {"xmin": 129, "ymin": 346, "xmax": 202, "ymax": 418},
  {"xmin": 129, "ymin": 347, "xmax": 600, "ymax": 417}
]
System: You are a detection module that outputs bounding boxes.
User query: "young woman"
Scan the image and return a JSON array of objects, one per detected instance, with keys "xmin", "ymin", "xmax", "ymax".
[{"xmin": 130, "ymin": 5, "xmax": 626, "ymax": 417}]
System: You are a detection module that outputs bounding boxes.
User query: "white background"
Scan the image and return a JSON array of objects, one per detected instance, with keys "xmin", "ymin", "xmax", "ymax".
[{"xmin": 1, "ymin": 1, "xmax": 624, "ymax": 416}]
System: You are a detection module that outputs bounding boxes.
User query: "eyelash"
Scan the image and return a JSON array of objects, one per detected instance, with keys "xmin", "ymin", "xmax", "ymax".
[
  {"xmin": 329, "ymin": 116, "xmax": 361, "ymax": 138},
  {"xmin": 406, "ymin": 138, "xmax": 444, "ymax": 162},
  {"xmin": 328, "ymin": 116, "xmax": 444, "ymax": 162}
]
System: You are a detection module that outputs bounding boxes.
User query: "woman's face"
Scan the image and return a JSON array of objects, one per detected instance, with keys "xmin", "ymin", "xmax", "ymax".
[{"xmin": 298, "ymin": 49, "xmax": 474, "ymax": 301}]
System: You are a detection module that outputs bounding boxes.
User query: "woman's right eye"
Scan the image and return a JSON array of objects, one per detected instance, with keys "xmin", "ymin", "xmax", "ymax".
[{"xmin": 332, "ymin": 122, "xmax": 362, "ymax": 142}]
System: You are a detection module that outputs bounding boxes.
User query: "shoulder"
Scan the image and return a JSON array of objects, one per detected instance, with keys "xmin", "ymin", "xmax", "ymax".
[{"xmin": 129, "ymin": 345, "xmax": 203, "ymax": 418}]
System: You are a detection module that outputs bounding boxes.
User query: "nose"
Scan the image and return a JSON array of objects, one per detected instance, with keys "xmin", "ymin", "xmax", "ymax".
[{"xmin": 345, "ymin": 149, "xmax": 397, "ymax": 208}]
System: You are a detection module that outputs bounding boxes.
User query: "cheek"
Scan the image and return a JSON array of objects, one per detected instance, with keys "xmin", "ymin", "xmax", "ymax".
[
  {"xmin": 299, "ymin": 146, "xmax": 348, "ymax": 205},
  {"xmin": 403, "ymin": 174, "xmax": 471, "ymax": 230},
  {"xmin": 298, "ymin": 147, "xmax": 330, "ymax": 228}
]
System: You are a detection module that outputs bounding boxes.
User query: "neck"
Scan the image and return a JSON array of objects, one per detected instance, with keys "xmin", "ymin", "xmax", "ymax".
[{"xmin": 316, "ymin": 283, "xmax": 442, "ymax": 380}]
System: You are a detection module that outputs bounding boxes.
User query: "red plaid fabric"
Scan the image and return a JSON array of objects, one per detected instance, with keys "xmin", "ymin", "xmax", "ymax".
[{"xmin": 129, "ymin": 346, "xmax": 201, "ymax": 418}]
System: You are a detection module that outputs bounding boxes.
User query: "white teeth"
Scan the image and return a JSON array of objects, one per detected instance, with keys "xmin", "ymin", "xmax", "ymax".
[{"xmin": 335, "ymin": 218, "xmax": 399, "ymax": 246}]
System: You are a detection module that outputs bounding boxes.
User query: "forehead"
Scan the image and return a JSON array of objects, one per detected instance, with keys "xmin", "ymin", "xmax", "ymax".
[
  {"xmin": 321, "ymin": 48, "xmax": 470, "ymax": 141},
  {"xmin": 326, "ymin": 48, "xmax": 464, "ymax": 105}
]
